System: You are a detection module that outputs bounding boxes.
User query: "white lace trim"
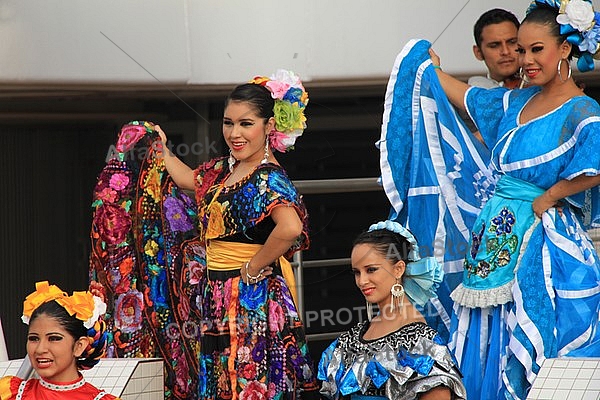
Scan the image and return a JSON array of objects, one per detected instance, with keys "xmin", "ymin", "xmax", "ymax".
[{"xmin": 450, "ymin": 279, "xmax": 514, "ymax": 308}]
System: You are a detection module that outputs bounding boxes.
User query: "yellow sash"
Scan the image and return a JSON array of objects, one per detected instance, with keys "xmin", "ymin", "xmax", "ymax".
[{"xmin": 206, "ymin": 240, "xmax": 298, "ymax": 305}]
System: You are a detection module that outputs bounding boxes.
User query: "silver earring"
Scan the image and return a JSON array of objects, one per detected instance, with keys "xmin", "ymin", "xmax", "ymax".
[
  {"xmin": 557, "ymin": 58, "xmax": 572, "ymax": 83},
  {"xmin": 366, "ymin": 301, "xmax": 373, "ymax": 321},
  {"xmin": 228, "ymin": 149, "xmax": 236, "ymax": 172},
  {"xmin": 390, "ymin": 280, "xmax": 405, "ymax": 313},
  {"xmin": 261, "ymin": 137, "xmax": 270, "ymax": 164},
  {"xmin": 518, "ymin": 67, "xmax": 528, "ymax": 89}
]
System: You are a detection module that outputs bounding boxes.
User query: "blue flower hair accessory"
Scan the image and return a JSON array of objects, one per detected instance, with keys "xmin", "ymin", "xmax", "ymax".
[
  {"xmin": 528, "ymin": 0, "xmax": 600, "ymax": 72},
  {"xmin": 368, "ymin": 221, "xmax": 444, "ymax": 306}
]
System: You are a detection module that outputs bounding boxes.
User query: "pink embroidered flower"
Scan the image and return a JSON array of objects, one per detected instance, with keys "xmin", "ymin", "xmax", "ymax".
[
  {"xmin": 178, "ymin": 294, "xmax": 190, "ymax": 321},
  {"xmin": 114, "ymin": 289, "xmax": 144, "ymax": 333},
  {"xmin": 268, "ymin": 300, "xmax": 285, "ymax": 332},
  {"xmin": 94, "ymin": 204, "xmax": 132, "ymax": 245},
  {"xmin": 267, "ymin": 383, "xmax": 276, "ymax": 398},
  {"xmin": 116, "ymin": 124, "xmax": 147, "ymax": 153},
  {"xmin": 97, "ymin": 187, "xmax": 118, "ymax": 203},
  {"xmin": 109, "ymin": 173, "xmax": 130, "ymax": 191},
  {"xmin": 239, "ymin": 380, "xmax": 268, "ymax": 400},
  {"xmin": 188, "ymin": 261, "xmax": 202, "ymax": 285},
  {"xmin": 241, "ymin": 363, "xmax": 257, "ymax": 380},
  {"xmin": 237, "ymin": 346, "xmax": 251, "ymax": 363}
]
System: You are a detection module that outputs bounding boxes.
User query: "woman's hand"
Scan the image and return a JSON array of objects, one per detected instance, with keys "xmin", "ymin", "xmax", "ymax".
[
  {"xmin": 532, "ymin": 191, "xmax": 561, "ymax": 218},
  {"xmin": 241, "ymin": 262, "xmax": 274, "ymax": 285},
  {"xmin": 154, "ymin": 124, "xmax": 168, "ymax": 145},
  {"xmin": 429, "ymin": 48, "xmax": 441, "ymax": 68}
]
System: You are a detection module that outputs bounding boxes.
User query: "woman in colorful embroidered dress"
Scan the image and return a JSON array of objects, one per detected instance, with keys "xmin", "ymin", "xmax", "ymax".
[
  {"xmin": 421, "ymin": 1, "xmax": 600, "ymax": 399},
  {"xmin": 156, "ymin": 70, "xmax": 318, "ymax": 399},
  {"xmin": 318, "ymin": 221, "xmax": 466, "ymax": 400},
  {"xmin": 0, "ymin": 281, "xmax": 118, "ymax": 400}
]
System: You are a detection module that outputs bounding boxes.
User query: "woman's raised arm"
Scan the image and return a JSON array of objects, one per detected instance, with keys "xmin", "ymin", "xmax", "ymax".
[{"xmin": 429, "ymin": 48, "xmax": 470, "ymax": 112}]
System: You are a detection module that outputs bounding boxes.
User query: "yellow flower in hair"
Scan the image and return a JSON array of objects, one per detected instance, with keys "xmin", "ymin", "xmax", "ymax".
[
  {"xmin": 56, "ymin": 291, "xmax": 107, "ymax": 329},
  {"xmin": 22, "ymin": 281, "xmax": 67, "ymax": 324},
  {"xmin": 249, "ymin": 76, "xmax": 269, "ymax": 85},
  {"xmin": 57, "ymin": 291, "xmax": 94, "ymax": 323}
]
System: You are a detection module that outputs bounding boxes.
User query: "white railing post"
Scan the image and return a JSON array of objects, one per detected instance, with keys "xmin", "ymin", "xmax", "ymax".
[{"xmin": 0, "ymin": 317, "xmax": 8, "ymax": 361}]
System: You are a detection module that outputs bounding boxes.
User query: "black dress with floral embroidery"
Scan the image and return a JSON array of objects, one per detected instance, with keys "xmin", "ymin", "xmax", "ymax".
[{"xmin": 193, "ymin": 157, "xmax": 318, "ymax": 400}]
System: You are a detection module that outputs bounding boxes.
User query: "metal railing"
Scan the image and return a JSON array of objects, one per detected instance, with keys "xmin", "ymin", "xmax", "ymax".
[{"xmin": 291, "ymin": 177, "xmax": 383, "ymax": 342}]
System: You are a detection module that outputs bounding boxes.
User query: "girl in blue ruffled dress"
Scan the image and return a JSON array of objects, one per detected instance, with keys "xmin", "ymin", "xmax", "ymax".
[
  {"xmin": 318, "ymin": 221, "xmax": 466, "ymax": 400},
  {"xmin": 423, "ymin": 1, "xmax": 600, "ymax": 399}
]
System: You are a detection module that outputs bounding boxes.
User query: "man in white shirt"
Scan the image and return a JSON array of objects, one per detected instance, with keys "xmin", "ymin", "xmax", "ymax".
[{"xmin": 469, "ymin": 8, "xmax": 522, "ymax": 89}]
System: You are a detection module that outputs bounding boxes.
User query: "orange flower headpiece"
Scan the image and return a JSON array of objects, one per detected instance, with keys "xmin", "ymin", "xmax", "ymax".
[{"xmin": 22, "ymin": 281, "xmax": 107, "ymax": 329}]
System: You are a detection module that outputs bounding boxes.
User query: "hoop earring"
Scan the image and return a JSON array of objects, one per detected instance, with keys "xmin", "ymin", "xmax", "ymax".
[
  {"xmin": 557, "ymin": 58, "xmax": 572, "ymax": 83},
  {"xmin": 228, "ymin": 149, "xmax": 236, "ymax": 172},
  {"xmin": 390, "ymin": 280, "xmax": 405, "ymax": 313},
  {"xmin": 261, "ymin": 136, "xmax": 270, "ymax": 164},
  {"xmin": 366, "ymin": 301, "xmax": 373, "ymax": 321},
  {"xmin": 518, "ymin": 67, "xmax": 528, "ymax": 89}
]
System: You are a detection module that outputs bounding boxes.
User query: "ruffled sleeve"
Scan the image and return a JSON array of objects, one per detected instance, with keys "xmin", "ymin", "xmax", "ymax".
[
  {"xmin": 464, "ymin": 86, "xmax": 510, "ymax": 147},
  {"xmin": 241, "ymin": 164, "xmax": 310, "ymax": 257},
  {"xmin": 317, "ymin": 323, "xmax": 467, "ymax": 400},
  {"xmin": 558, "ymin": 97, "xmax": 600, "ymax": 226},
  {"xmin": 0, "ymin": 376, "xmax": 22, "ymax": 400}
]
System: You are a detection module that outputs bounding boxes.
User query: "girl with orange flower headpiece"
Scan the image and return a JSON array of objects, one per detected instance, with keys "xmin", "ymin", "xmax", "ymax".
[{"xmin": 0, "ymin": 281, "xmax": 118, "ymax": 400}]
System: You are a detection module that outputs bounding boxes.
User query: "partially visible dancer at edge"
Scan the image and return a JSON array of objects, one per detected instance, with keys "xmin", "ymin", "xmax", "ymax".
[
  {"xmin": 379, "ymin": 0, "xmax": 600, "ymax": 398},
  {"xmin": 0, "ymin": 281, "xmax": 119, "ymax": 400},
  {"xmin": 318, "ymin": 220, "xmax": 466, "ymax": 400},
  {"xmin": 156, "ymin": 69, "xmax": 319, "ymax": 399},
  {"xmin": 402, "ymin": 1, "xmax": 600, "ymax": 399}
]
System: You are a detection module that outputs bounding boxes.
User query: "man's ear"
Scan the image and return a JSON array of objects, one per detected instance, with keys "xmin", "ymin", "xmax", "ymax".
[{"xmin": 473, "ymin": 45, "xmax": 485, "ymax": 61}]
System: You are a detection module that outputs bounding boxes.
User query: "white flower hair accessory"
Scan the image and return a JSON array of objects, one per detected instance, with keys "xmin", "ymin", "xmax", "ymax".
[
  {"xmin": 528, "ymin": 0, "xmax": 600, "ymax": 71},
  {"xmin": 367, "ymin": 220, "xmax": 444, "ymax": 306},
  {"xmin": 249, "ymin": 69, "xmax": 309, "ymax": 152}
]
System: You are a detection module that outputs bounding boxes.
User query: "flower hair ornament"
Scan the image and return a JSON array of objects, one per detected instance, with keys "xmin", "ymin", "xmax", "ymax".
[
  {"xmin": 368, "ymin": 221, "xmax": 444, "ymax": 306},
  {"xmin": 22, "ymin": 281, "xmax": 107, "ymax": 330},
  {"xmin": 249, "ymin": 69, "xmax": 309, "ymax": 153},
  {"xmin": 528, "ymin": 0, "xmax": 600, "ymax": 72}
]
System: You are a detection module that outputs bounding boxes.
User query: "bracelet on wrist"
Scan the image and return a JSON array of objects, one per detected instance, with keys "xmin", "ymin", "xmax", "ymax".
[{"xmin": 244, "ymin": 261, "xmax": 263, "ymax": 283}]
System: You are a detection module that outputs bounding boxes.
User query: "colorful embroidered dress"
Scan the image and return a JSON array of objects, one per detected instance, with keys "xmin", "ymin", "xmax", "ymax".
[
  {"xmin": 380, "ymin": 40, "xmax": 600, "ymax": 400},
  {"xmin": 0, "ymin": 376, "xmax": 119, "ymax": 400},
  {"xmin": 318, "ymin": 322, "xmax": 466, "ymax": 399},
  {"xmin": 89, "ymin": 122, "xmax": 202, "ymax": 399},
  {"xmin": 193, "ymin": 157, "xmax": 318, "ymax": 399}
]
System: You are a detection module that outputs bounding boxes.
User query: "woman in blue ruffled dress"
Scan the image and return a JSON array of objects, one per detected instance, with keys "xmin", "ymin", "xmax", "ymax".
[
  {"xmin": 318, "ymin": 221, "xmax": 466, "ymax": 400},
  {"xmin": 424, "ymin": 1, "xmax": 600, "ymax": 399}
]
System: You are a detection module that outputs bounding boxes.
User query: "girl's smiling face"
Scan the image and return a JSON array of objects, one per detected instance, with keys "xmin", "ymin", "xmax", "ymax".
[
  {"xmin": 27, "ymin": 313, "xmax": 87, "ymax": 383},
  {"xmin": 351, "ymin": 243, "xmax": 405, "ymax": 310},
  {"xmin": 517, "ymin": 22, "xmax": 571, "ymax": 86},
  {"xmin": 223, "ymin": 100, "xmax": 274, "ymax": 165}
]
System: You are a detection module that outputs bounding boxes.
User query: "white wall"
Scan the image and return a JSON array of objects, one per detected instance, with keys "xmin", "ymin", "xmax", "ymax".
[{"xmin": 2, "ymin": 0, "xmax": 594, "ymax": 86}]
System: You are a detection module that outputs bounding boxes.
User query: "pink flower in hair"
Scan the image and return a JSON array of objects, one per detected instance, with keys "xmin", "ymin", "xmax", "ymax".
[
  {"xmin": 265, "ymin": 80, "xmax": 291, "ymax": 100},
  {"xmin": 269, "ymin": 130, "xmax": 289, "ymax": 153}
]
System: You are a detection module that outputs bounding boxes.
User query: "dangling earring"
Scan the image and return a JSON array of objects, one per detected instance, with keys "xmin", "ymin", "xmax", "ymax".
[
  {"xmin": 261, "ymin": 135, "xmax": 270, "ymax": 164},
  {"xmin": 557, "ymin": 58, "xmax": 572, "ymax": 83},
  {"xmin": 518, "ymin": 67, "xmax": 528, "ymax": 89},
  {"xmin": 228, "ymin": 149, "xmax": 236, "ymax": 172},
  {"xmin": 366, "ymin": 301, "xmax": 373, "ymax": 321},
  {"xmin": 390, "ymin": 279, "xmax": 405, "ymax": 313}
]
